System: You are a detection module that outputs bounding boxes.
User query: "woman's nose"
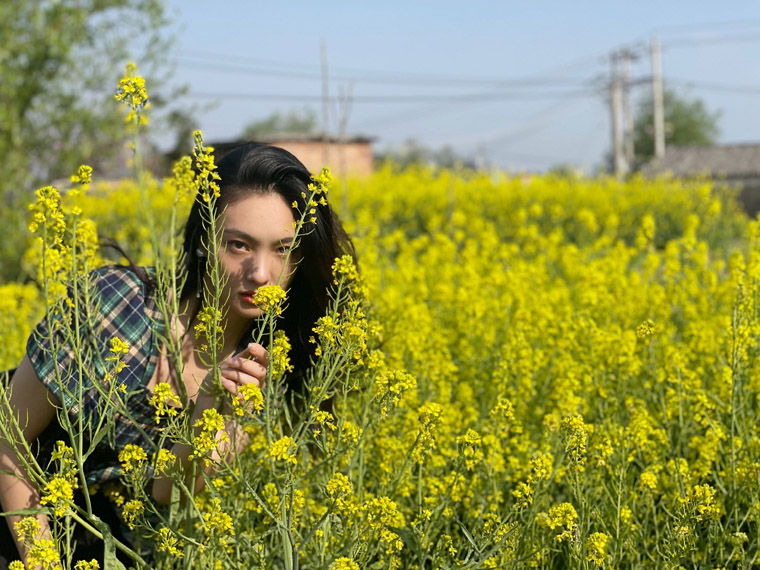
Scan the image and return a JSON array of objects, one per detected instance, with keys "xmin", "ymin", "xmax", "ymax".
[{"xmin": 248, "ymin": 254, "xmax": 271, "ymax": 285}]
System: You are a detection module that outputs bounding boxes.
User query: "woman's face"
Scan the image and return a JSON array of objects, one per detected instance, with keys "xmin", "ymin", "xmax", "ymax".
[{"xmin": 216, "ymin": 191, "xmax": 298, "ymax": 326}]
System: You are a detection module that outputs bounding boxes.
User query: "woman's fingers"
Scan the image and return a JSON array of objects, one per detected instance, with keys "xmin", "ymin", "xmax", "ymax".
[
  {"xmin": 244, "ymin": 343, "xmax": 270, "ymax": 367},
  {"xmin": 218, "ymin": 351, "xmax": 268, "ymax": 393},
  {"xmin": 199, "ymin": 343, "xmax": 270, "ymax": 402}
]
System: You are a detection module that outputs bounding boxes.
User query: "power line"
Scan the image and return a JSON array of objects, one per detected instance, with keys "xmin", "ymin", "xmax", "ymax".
[
  {"xmin": 655, "ymin": 18, "xmax": 760, "ymax": 35},
  {"xmin": 177, "ymin": 54, "xmax": 598, "ymax": 88},
  {"xmin": 185, "ymin": 89, "xmax": 598, "ymax": 104},
  {"xmin": 478, "ymin": 98, "xmax": 594, "ymax": 148},
  {"xmin": 668, "ymin": 78, "xmax": 760, "ymax": 95},
  {"xmin": 663, "ymin": 31, "xmax": 760, "ymax": 48}
]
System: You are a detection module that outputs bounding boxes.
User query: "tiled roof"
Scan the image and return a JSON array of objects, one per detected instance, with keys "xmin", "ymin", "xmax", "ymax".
[{"xmin": 643, "ymin": 144, "xmax": 760, "ymax": 178}]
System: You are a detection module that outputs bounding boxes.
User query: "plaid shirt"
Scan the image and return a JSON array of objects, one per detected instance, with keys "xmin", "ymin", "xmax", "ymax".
[{"xmin": 28, "ymin": 265, "xmax": 170, "ymax": 484}]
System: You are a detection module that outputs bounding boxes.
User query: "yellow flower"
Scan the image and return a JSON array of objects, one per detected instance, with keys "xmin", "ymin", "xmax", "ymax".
[
  {"xmin": 373, "ymin": 369, "xmax": 416, "ymax": 417},
  {"xmin": 194, "ymin": 306, "xmax": 224, "ymax": 353},
  {"xmin": 15, "ymin": 517, "xmax": 61, "ymax": 570},
  {"xmin": 202, "ymin": 497, "xmax": 235, "ymax": 550},
  {"xmin": 251, "ymin": 284, "xmax": 287, "ymax": 314},
  {"xmin": 331, "ymin": 558, "xmax": 359, "ymax": 570},
  {"xmin": 270, "ymin": 330, "xmax": 294, "ymax": 377},
  {"xmin": 156, "ymin": 527, "xmax": 184, "ymax": 558},
  {"xmin": 40, "ymin": 476, "xmax": 75, "ymax": 517},
  {"xmin": 456, "ymin": 428, "xmax": 483, "ymax": 471},
  {"xmin": 332, "ymin": 254, "xmax": 359, "ymax": 283},
  {"xmin": 585, "ymin": 532, "xmax": 611, "ymax": 566},
  {"xmin": 232, "ymin": 383, "xmax": 264, "ymax": 417},
  {"xmin": 149, "ymin": 382, "xmax": 181, "ymax": 423},
  {"xmin": 560, "ymin": 414, "xmax": 588, "ymax": 472},
  {"xmin": 191, "ymin": 408, "xmax": 228, "ymax": 466},
  {"xmin": 115, "ymin": 62, "xmax": 149, "ymax": 124},
  {"xmin": 268, "ymin": 435, "xmax": 297, "ymax": 465},
  {"xmin": 309, "ymin": 167, "xmax": 333, "ymax": 195},
  {"xmin": 26, "ymin": 539, "xmax": 61, "ymax": 570},
  {"xmin": 118, "ymin": 444, "xmax": 148, "ymax": 473},
  {"xmin": 636, "ymin": 319, "xmax": 657, "ymax": 339},
  {"xmin": 70, "ymin": 164, "xmax": 93, "ymax": 186},
  {"xmin": 191, "ymin": 131, "xmax": 221, "ymax": 201},
  {"xmin": 153, "ymin": 448, "xmax": 176, "ymax": 475},
  {"xmin": 690, "ymin": 484, "xmax": 721, "ymax": 522},
  {"xmin": 14, "ymin": 516, "xmax": 42, "ymax": 543},
  {"xmin": 536, "ymin": 503, "xmax": 578, "ymax": 543},
  {"xmin": 122, "ymin": 500, "xmax": 144, "ymax": 530}
]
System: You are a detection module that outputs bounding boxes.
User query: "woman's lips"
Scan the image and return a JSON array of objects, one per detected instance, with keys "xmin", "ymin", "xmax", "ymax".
[{"xmin": 241, "ymin": 291, "xmax": 256, "ymax": 304}]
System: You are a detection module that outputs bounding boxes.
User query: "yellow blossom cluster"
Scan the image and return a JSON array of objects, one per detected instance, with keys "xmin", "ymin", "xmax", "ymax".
[
  {"xmin": 6, "ymin": 156, "xmax": 760, "ymax": 568},
  {"xmin": 250, "ymin": 284, "xmax": 287, "ymax": 314},
  {"xmin": 115, "ymin": 62, "xmax": 149, "ymax": 125}
]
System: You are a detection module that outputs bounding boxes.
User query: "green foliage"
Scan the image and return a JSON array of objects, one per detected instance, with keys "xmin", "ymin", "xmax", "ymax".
[
  {"xmin": 634, "ymin": 88, "xmax": 721, "ymax": 163},
  {"xmin": 241, "ymin": 109, "xmax": 318, "ymax": 140},
  {"xmin": 0, "ymin": 0, "xmax": 173, "ymax": 280},
  {"xmin": 377, "ymin": 139, "xmax": 475, "ymax": 170}
]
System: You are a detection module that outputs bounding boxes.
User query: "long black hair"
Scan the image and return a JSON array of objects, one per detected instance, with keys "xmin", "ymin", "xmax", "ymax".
[{"xmin": 181, "ymin": 143, "xmax": 355, "ymax": 381}]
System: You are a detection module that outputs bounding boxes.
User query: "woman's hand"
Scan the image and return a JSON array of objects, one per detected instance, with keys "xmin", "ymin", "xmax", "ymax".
[
  {"xmin": 198, "ymin": 343, "xmax": 269, "ymax": 413},
  {"xmin": 153, "ymin": 343, "xmax": 270, "ymax": 504}
]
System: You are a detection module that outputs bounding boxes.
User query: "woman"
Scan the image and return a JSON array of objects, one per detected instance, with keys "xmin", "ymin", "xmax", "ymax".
[{"xmin": 0, "ymin": 143, "xmax": 354, "ymax": 566}]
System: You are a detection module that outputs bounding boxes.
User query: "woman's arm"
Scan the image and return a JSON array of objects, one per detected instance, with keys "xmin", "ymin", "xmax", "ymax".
[
  {"xmin": 152, "ymin": 343, "xmax": 268, "ymax": 505},
  {"xmin": 0, "ymin": 356, "xmax": 57, "ymax": 562}
]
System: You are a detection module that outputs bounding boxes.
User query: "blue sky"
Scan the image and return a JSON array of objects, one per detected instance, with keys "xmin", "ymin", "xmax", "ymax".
[{"xmin": 161, "ymin": 1, "xmax": 760, "ymax": 172}]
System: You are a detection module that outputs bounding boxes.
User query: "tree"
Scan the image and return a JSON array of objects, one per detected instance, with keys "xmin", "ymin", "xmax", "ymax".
[
  {"xmin": 634, "ymin": 88, "xmax": 721, "ymax": 163},
  {"xmin": 242, "ymin": 109, "xmax": 318, "ymax": 140},
  {"xmin": 377, "ymin": 139, "xmax": 475, "ymax": 170},
  {"xmin": 0, "ymin": 0, "xmax": 174, "ymax": 280}
]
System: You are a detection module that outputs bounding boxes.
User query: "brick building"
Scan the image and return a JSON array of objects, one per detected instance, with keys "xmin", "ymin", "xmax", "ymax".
[
  {"xmin": 643, "ymin": 143, "xmax": 760, "ymax": 216},
  {"xmin": 212, "ymin": 135, "xmax": 375, "ymax": 178}
]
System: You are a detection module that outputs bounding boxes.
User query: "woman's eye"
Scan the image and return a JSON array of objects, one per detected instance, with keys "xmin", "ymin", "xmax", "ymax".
[{"xmin": 229, "ymin": 240, "xmax": 247, "ymax": 251}]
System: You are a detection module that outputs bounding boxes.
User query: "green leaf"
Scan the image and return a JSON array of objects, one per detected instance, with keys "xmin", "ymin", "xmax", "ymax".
[
  {"xmin": 83, "ymin": 424, "xmax": 111, "ymax": 460},
  {"xmin": 0, "ymin": 507, "xmax": 48, "ymax": 517},
  {"xmin": 93, "ymin": 516, "xmax": 128, "ymax": 570}
]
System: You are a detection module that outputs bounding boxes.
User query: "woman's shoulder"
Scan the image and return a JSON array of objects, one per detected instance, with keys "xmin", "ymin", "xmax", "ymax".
[{"xmin": 88, "ymin": 264, "xmax": 155, "ymax": 300}]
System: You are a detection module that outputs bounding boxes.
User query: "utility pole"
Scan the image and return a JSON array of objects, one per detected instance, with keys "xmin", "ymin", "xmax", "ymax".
[
  {"xmin": 609, "ymin": 52, "xmax": 625, "ymax": 177},
  {"xmin": 621, "ymin": 49, "xmax": 636, "ymax": 168},
  {"xmin": 651, "ymin": 35, "xmax": 665, "ymax": 159},
  {"xmin": 320, "ymin": 39, "xmax": 330, "ymax": 165}
]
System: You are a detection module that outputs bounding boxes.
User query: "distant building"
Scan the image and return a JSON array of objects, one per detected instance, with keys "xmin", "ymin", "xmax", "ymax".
[
  {"xmin": 643, "ymin": 143, "xmax": 760, "ymax": 215},
  {"xmin": 211, "ymin": 135, "xmax": 375, "ymax": 178}
]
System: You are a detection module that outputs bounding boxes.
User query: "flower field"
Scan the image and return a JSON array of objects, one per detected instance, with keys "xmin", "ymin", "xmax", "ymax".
[{"xmin": 3, "ymin": 153, "xmax": 760, "ymax": 569}]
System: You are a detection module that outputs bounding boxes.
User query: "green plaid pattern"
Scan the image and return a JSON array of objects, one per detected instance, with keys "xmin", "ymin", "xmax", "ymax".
[{"xmin": 27, "ymin": 265, "xmax": 169, "ymax": 484}]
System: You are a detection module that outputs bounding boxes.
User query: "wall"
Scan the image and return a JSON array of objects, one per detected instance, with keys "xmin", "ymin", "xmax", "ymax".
[{"xmin": 267, "ymin": 140, "xmax": 374, "ymax": 178}]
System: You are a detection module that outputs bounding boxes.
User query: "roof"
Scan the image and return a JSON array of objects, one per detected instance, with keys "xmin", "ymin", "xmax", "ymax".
[
  {"xmin": 257, "ymin": 133, "xmax": 375, "ymax": 144},
  {"xmin": 210, "ymin": 134, "xmax": 375, "ymax": 152},
  {"xmin": 643, "ymin": 143, "xmax": 760, "ymax": 179}
]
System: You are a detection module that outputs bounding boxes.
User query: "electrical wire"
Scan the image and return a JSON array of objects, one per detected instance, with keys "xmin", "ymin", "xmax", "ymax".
[
  {"xmin": 184, "ymin": 89, "xmax": 599, "ymax": 103},
  {"xmin": 177, "ymin": 54, "xmax": 597, "ymax": 88}
]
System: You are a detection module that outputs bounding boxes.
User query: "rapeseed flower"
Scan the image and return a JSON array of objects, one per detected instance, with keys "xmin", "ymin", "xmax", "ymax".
[
  {"xmin": 585, "ymin": 532, "xmax": 611, "ymax": 566},
  {"xmin": 331, "ymin": 558, "xmax": 359, "ymax": 570},
  {"xmin": 250, "ymin": 284, "xmax": 287, "ymax": 314},
  {"xmin": 156, "ymin": 527, "xmax": 183, "ymax": 558},
  {"xmin": 149, "ymin": 381, "xmax": 181, "ymax": 423},
  {"xmin": 115, "ymin": 63, "xmax": 149, "ymax": 125},
  {"xmin": 40, "ymin": 476, "xmax": 75, "ymax": 517},
  {"xmin": 232, "ymin": 383, "xmax": 264, "ymax": 417},
  {"xmin": 269, "ymin": 330, "xmax": 294, "ymax": 378},
  {"xmin": 122, "ymin": 499, "xmax": 144, "ymax": 530},
  {"xmin": 536, "ymin": 502, "xmax": 578, "ymax": 544},
  {"xmin": 118, "ymin": 444, "xmax": 148, "ymax": 473},
  {"xmin": 268, "ymin": 435, "xmax": 297, "ymax": 465},
  {"xmin": 191, "ymin": 408, "xmax": 228, "ymax": 465}
]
